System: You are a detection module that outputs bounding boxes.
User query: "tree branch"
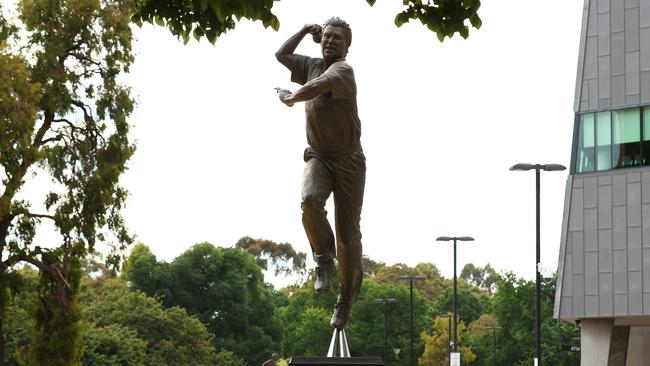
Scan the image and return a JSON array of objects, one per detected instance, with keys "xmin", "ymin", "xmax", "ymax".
[{"xmin": 23, "ymin": 212, "xmax": 56, "ymax": 221}]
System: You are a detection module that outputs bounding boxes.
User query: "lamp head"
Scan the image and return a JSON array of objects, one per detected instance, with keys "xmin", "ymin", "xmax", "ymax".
[
  {"xmin": 510, "ymin": 163, "xmax": 534, "ymax": 171},
  {"xmin": 543, "ymin": 164, "xmax": 566, "ymax": 171}
]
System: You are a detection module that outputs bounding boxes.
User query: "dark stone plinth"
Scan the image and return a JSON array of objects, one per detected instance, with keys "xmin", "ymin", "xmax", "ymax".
[{"xmin": 288, "ymin": 357, "xmax": 384, "ymax": 366}]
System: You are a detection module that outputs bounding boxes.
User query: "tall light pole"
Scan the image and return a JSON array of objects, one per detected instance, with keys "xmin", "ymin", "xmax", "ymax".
[
  {"xmin": 373, "ymin": 298, "xmax": 398, "ymax": 365},
  {"xmin": 481, "ymin": 326, "xmax": 502, "ymax": 366},
  {"xmin": 397, "ymin": 274, "xmax": 425, "ymax": 366},
  {"xmin": 510, "ymin": 163, "xmax": 565, "ymax": 366},
  {"xmin": 436, "ymin": 236, "xmax": 474, "ymax": 357},
  {"xmin": 438, "ymin": 313, "xmax": 452, "ymax": 366}
]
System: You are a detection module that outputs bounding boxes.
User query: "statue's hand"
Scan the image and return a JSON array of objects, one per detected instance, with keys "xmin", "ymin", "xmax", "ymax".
[
  {"xmin": 277, "ymin": 88, "xmax": 294, "ymax": 107},
  {"xmin": 303, "ymin": 24, "xmax": 322, "ymax": 43}
]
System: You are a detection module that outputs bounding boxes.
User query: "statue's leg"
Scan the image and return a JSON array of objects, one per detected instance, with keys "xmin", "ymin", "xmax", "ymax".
[
  {"xmin": 301, "ymin": 157, "xmax": 336, "ymax": 266},
  {"xmin": 331, "ymin": 151, "xmax": 366, "ymax": 328}
]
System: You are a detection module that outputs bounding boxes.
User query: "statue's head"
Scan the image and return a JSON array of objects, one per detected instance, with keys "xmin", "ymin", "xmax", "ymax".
[{"xmin": 321, "ymin": 17, "xmax": 352, "ymax": 62}]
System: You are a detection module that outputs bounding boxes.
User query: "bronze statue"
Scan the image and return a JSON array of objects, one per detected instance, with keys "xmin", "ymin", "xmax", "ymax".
[{"xmin": 276, "ymin": 17, "xmax": 365, "ymax": 330}]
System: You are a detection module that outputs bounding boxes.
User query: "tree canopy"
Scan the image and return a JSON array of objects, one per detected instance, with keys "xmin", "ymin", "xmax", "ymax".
[
  {"xmin": 125, "ymin": 242, "xmax": 283, "ymax": 365},
  {"xmin": 131, "ymin": 0, "xmax": 482, "ymax": 44},
  {"xmin": 235, "ymin": 236, "xmax": 307, "ymax": 277},
  {"xmin": 0, "ymin": 0, "xmax": 135, "ymax": 363}
]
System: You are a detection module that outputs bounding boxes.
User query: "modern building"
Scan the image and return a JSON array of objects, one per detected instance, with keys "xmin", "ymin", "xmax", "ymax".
[{"xmin": 554, "ymin": 0, "xmax": 650, "ymax": 364}]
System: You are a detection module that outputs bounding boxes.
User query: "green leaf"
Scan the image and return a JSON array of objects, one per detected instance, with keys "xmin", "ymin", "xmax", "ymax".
[
  {"xmin": 469, "ymin": 14, "xmax": 482, "ymax": 29},
  {"xmin": 270, "ymin": 15, "xmax": 280, "ymax": 31},
  {"xmin": 394, "ymin": 12, "xmax": 409, "ymax": 27},
  {"xmin": 154, "ymin": 15, "xmax": 164, "ymax": 27},
  {"xmin": 459, "ymin": 25, "xmax": 469, "ymax": 39},
  {"xmin": 192, "ymin": 27, "xmax": 204, "ymax": 41},
  {"xmin": 366, "ymin": 0, "xmax": 376, "ymax": 6},
  {"xmin": 206, "ymin": 29, "xmax": 217, "ymax": 44},
  {"xmin": 436, "ymin": 31, "xmax": 445, "ymax": 42},
  {"xmin": 182, "ymin": 32, "xmax": 190, "ymax": 45},
  {"xmin": 130, "ymin": 14, "xmax": 143, "ymax": 27}
]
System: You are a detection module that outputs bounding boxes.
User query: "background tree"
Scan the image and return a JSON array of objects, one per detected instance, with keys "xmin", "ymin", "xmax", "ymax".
[
  {"xmin": 460, "ymin": 263, "xmax": 497, "ymax": 294},
  {"xmin": 488, "ymin": 273, "xmax": 579, "ymax": 366},
  {"xmin": 431, "ymin": 286, "xmax": 488, "ymax": 325},
  {"xmin": 374, "ymin": 262, "xmax": 450, "ymax": 301},
  {"xmin": 0, "ymin": 0, "xmax": 135, "ymax": 363},
  {"xmin": 130, "ymin": 0, "xmax": 482, "ymax": 44},
  {"xmin": 420, "ymin": 316, "xmax": 475, "ymax": 366},
  {"xmin": 279, "ymin": 277, "xmax": 427, "ymax": 365},
  {"xmin": 82, "ymin": 277, "xmax": 235, "ymax": 366},
  {"xmin": 126, "ymin": 242, "xmax": 282, "ymax": 365},
  {"xmin": 464, "ymin": 314, "xmax": 500, "ymax": 366},
  {"xmin": 235, "ymin": 236, "xmax": 307, "ymax": 278}
]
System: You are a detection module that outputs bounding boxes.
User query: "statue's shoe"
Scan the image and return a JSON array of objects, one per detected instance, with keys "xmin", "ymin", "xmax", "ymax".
[
  {"xmin": 330, "ymin": 296, "xmax": 351, "ymax": 330},
  {"xmin": 314, "ymin": 260, "xmax": 336, "ymax": 293}
]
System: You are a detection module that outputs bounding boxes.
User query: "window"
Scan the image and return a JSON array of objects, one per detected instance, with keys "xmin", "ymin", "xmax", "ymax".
[
  {"xmin": 575, "ymin": 106, "xmax": 648, "ymax": 173},
  {"xmin": 596, "ymin": 111, "xmax": 611, "ymax": 171},
  {"xmin": 612, "ymin": 108, "xmax": 641, "ymax": 168},
  {"xmin": 576, "ymin": 114, "xmax": 595, "ymax": 173}
]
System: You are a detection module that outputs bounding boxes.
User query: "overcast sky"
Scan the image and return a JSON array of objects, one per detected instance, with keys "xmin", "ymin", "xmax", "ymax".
[{"xmin": 89, "ymin": 0, "xmax": 585, "ymax": 287}]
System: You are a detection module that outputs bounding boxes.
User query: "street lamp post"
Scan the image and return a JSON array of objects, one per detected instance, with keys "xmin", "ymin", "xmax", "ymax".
[
  {"xmin": 374, "ymin": 298, "xmax": 398, "ymax": 365},
  {"xmin": 436, "ymin": 236, "xmax": 474, "ymax": 357},
  {"xmin": 397, "ymin": 274, "xmax": 425, "ymax": 366},
  {"xmin": 438, "ymin": 313, "xmax": 452, "ymax": 366},
  {"xmin": 481, "ymin": 326, "xmax": 502, "ymax": 366},
  {"xmin": 510, "ymin": 163, "xmax": 565, "ymax": 366}
]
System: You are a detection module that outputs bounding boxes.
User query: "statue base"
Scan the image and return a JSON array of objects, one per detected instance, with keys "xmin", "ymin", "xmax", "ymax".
[{"xmin": 288, "ymin": 356, "xmax": 384, "ymax": 366}]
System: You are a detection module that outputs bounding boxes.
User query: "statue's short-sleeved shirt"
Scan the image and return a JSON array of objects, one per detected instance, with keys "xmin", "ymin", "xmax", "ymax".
[{"xmin": 285, "ymin": 55, "xmax": 361, "ymax": 155}]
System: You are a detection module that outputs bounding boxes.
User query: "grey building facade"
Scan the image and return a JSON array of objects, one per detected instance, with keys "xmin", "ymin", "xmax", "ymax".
[{"xmin": 554, "ymin": 0, "xmax": 650, "ymax": 364}]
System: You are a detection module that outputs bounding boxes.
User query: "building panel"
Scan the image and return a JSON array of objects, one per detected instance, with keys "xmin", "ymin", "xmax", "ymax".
[
  {"xmin": 625, "ymin": 51, "xmax": 640, "ymax": 95},
  {"xmin": 574, "ymin": 231, "xmax": 586, "ymax": 274},
  {"xmin": 644, "ymin": 248, "xmax": 650, "ymax": 291},
  {"xmin": 599, "ymin": 185, "xmax": 613, "ymax": 228},
  {"xmin": 629, "ymin": 271, "xmax": 643, "ymax": 314},
  {"xmin": 642, "ymin": 172, "xmax": 650, "ymax": 202},
  {"xmin": 571, "ymin": 188, "xmax": 585, "ymax": 231},
  {"xmin": 625, "ymin": 7, "xmax": 641, "ymax": 51},
  {"xmin": 587, "ymin": 252, "xmax": 600, "ymax": 294},
  {"xmin": 641, "ymin": 28, "xmax": 650, "ymax": 70},
  {"xmin": 627, "ymin": 182, "xmax": 642, "ymax": 226},
  {"xmin": 615, "ymin": 293, "xmax": 629, "ymax": 315},
  {"xmin": 614, "ymin": 206, "xmax": 628, "ymax": 249},
  {"xmin": 644, "ymin": 204, "xmax": 650, "ymax": 247},
  {"xmin": 614, "ymin": 249, "xmax": 629, "ymax": 292},
  {"xmin": 586, "ymin": 177, "xmax": 598, "ymax": 207},
  {"xmin": 642, "ymin": 71, "xmax": 650, "ymax": 103},
  {"xmin": 612, "ymin": 32, "xmax": 626, "ymax": 75},
  {"xmin": 587, "ymin": 295, "xmax": 600, "ymax": 316},
  {"xmin": 574, "ymin": 275, "xmax": 586, "ymax": 317},
  {"xmin": 612, "ymin": 0, "xmax": 626, "ymax": 33},
  {"xmin": 641, "ymin": 0, "xmax": 650, "ymax": 26},
  {"xmin": 613, "ymin": 174, "xmax": 627, "ymax": 205},
  {"xmin": 600, "ymin": 229, "xmax": 614, "ymax": 271},
  {"xmin": 586, "ymin": 208, "xmax": 599, "ymax": 251},
  {"xmin": 600, "ymin": 272, "xmax": 615, "ymax": 315}
]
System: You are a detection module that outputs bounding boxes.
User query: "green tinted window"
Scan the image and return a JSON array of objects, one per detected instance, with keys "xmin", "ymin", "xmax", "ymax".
[
  {"xmin": 582, "ymin": 114, "xmax": 595, "ymax": 147},
  {"xmin": 576, "ymin": 107, "xmax": 650, "ymax": 173},
  {"xmin": 613, "ymin": 108, "xmax": 640, "ymax": 143},
  {"xmin": 596, "ymin": 112, "xmax": 612, "ymax": 171},
  {"xmin": 596, "ymin": 112, "xmax": 611, "ymax": 146},
  {"xmin": 576, "ymin": 113, "xmax": 595, "ymax": 173}
]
